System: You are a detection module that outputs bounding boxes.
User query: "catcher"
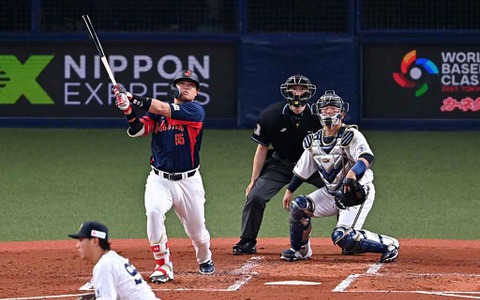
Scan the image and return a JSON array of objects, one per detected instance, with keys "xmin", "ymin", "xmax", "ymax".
[
  {"xmin": 69, "ymin": 221, "xmax": 160, "ymax": 300},
  {"xmin": 280, "ymin": 90, "xmax": 399, "ymax": 263}
]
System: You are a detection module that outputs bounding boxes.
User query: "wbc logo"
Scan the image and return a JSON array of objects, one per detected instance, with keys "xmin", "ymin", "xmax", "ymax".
[{"xmin": 392, "ymin": 50, "xmax": 439, "ymax": 97}]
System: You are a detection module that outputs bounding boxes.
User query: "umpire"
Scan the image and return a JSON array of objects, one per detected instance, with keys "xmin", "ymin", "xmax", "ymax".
[{"xmin": 233, "ymin": 74, "xmax": 324, "ymax": 255}]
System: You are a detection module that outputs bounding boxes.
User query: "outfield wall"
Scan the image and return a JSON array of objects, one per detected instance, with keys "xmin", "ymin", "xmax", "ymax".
[{"xmin": 1, "ymin": 1, "xmax": 480, "ymax": 130}]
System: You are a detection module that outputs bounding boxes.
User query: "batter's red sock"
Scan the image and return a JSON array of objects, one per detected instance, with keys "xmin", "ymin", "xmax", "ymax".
[{"xmin": 151, "ymin": 241, "xmax": 172, "ymax": 267}]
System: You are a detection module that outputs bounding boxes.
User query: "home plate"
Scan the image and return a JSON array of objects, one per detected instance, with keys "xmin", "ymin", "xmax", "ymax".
[{"xmin": 264, "ymin": 280, "xmax": 321, "ymax": 285}]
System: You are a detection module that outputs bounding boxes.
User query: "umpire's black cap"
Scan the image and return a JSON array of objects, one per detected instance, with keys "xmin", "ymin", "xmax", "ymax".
[{"xmin": 68, "ymin": 221, "xmax": 109, "ymax": 240}]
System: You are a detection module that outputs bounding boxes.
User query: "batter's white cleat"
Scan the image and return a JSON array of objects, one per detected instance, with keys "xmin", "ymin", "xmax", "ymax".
[{"xmin": 150, "ymin": 263, "xmax": 174, "ymax": 283}]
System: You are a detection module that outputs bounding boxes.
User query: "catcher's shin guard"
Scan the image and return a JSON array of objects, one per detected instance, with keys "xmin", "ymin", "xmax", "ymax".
[
  {"xmin": 332, "ymin": 226, "xmax": 399, "ymax": 262},
  {"xmin": 289, "ymin": 196, "xmax": 314, "ymax": 251}
]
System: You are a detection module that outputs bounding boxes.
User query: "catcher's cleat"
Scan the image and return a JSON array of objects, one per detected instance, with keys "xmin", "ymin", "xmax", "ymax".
[
  {"xmin": 149, "ymin": 263, "xmax": 174, "ymax": 284},
  {"xmin": 199, "ymin": 260, "xmax": 215, "ymax": 275},
  {"xmin": 280, "ymin": 244, "xmax": 312, "ymax": 262},
  {"xmin": 232, "ymin": 239, "xmax": 257, "ymax": 255},
  {"xmin": 378, "ymin": 245, "xmax": 399, "ymax": 263}
]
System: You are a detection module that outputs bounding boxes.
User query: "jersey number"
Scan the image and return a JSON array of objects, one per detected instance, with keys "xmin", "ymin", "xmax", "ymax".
[
  {"xmin": 124, "ymin": 263, "xmax": 143, "ymax": 285},
  {"xmin": 175, "ymin": 133, "xmax": 185, "ymax": 145}
]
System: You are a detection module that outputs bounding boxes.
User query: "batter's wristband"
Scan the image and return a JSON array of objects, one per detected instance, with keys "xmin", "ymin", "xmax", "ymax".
[
  {"xmin": 131, "ymin": 94, "xmax": 152, "ymax": 111},
  {"xmin": 124, "ymin": 107, "xmax": 143, "ymax": 133}
]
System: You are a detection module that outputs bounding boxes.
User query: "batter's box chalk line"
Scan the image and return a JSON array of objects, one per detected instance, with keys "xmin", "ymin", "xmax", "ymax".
[
  {"xmin": 150, "ymin": 255, "xmax": 263, "ymax": 292},
  {"xmin": 333, "ymin": 263, "xmax": 480, "ymax": 299},
  {"xmin": 76, "ymin": 256, "xmax": 263, "ymax": 292},
  {"xmin": 343, "ymin": 290, "xmax": 480, "ymax": 299}
]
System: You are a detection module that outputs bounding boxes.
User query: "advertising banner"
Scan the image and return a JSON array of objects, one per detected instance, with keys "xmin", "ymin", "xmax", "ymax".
[
  {"xmin": 239, "ymin": 38, "xmax": 357, "ymax": 128},
  {"xmin": 363, "ymin": 44, "xmax": 480, "ymax": 120},
  {"xmin": 0, "ymin": 42, "xmax": 236, "ymax": 122}
]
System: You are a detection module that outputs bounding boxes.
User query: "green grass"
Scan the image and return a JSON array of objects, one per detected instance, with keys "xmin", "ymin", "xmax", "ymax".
[{"xmin": 0, "ymin": 129, "xmax": 478, "ymax": 241}]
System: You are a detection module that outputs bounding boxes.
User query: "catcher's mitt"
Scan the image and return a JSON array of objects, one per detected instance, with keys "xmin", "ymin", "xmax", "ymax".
[
  {"xmin": 77, "ymin": 294, "xmax": 95, "ymax": 300},
  {"xmin": 334, "ymin": 178, "xmax": 366, "ymax": 209}
]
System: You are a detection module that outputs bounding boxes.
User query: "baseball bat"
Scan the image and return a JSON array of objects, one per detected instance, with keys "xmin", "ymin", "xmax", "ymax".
[{"xmin": 81, "ymin": 14, "xmax": 117, "ymax": 85}]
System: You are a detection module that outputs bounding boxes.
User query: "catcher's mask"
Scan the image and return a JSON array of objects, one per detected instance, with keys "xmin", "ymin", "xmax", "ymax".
[
  {"xmin": 170, "ymin": 69, "xmax": 200, "ymax": 98},
  {"xmin": 312, "ymin": 90, "xmax": 349, "ymax": 129},
  {"xmin": 280, "ymin": 74, "xmax": 316, "ymax": 108}
]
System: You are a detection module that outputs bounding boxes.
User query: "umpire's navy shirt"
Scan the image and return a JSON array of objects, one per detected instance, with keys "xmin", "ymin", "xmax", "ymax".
[{"xmin": 251, "ymin": 102, "xmax": 321, "ymax": 163}]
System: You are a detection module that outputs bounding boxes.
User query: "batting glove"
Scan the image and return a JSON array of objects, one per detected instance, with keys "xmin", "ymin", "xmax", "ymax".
[
  {"xmin": 112, "ymin": 83, "xmax": 132, "ymax": 100},
  {"xmin": 115, "ymin": 93, "xmax": 131, "ymax": 112}
]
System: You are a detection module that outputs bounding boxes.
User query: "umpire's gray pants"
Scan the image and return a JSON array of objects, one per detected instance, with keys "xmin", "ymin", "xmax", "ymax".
[{"xmin": 240, "ymin": 157, "xmax": 323, "ymax": 240}]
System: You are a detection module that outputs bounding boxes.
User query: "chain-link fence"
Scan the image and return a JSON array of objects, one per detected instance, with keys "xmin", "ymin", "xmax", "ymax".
[
  {"xmin": 248, "ymin": 0, "xmax": 349, "ymax": 33},
  {"xmin": 360, "ymin": 0, "xmax": 480, "ymax": 31},
  {"xmin": 2, "ymin": 0, "xmax": 480, "ymax": 34}
]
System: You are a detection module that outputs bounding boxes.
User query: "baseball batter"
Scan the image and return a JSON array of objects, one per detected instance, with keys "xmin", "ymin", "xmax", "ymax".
[
  {"xmin": 280, "ymin": 90, "xmax": 400, "ymax": 263},
  {"xmin": 68, "ymin": 221, "xmax": 160, "ymax": 300},
  {"xmin": 112, "ymin": 69, "xmax": 214, "ymax": 284}
]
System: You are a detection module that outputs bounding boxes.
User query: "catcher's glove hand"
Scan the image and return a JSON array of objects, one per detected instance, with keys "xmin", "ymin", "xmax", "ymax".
[
  {"xmin": 334, "ymin": 178, "xmax": 366, "ymax": 209},
  {"xmin": 77, "ymin": 294, "xmax": 96, "ymax": 300}
]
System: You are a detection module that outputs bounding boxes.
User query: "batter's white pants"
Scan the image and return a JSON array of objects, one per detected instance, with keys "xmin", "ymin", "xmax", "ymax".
[{"xmin": 144, "ymin": 170, "xmax": 212, "ymax": 264}]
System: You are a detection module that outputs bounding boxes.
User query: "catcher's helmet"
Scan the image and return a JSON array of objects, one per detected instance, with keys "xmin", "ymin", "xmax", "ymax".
[
  {"xmin": 170, "ymin": 69, "xmax": 200, "ymax": 98},
  {"xmin": 312, "ymin": 90, "xmax": 349, "ymax": 128},
  {"xmin": 280, "ymin": 74, "xmax": 316, "ymax": 107}
]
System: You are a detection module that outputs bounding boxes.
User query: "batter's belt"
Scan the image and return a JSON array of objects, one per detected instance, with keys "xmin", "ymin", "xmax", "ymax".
[{"xmin": 152, "ymin": 168, "xmax": 197, "ymax": 181}]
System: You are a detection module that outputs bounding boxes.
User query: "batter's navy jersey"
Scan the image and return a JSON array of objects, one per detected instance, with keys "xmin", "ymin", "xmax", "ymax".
[
  {"xmin": 252, "ymin": 102, "xmax": 321, "ymax": 163},
  {"xmin": 142, "ymin": 101, "xmax": 205, "ymax": 173}
]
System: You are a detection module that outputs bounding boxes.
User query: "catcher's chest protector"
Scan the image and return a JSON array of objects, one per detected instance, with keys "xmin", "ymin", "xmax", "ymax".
[{"xmin": 310, "ymin": 133, "xmax": 354, "ymax": 192}]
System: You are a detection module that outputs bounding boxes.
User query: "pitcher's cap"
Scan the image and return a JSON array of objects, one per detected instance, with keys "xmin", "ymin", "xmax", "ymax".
[{"xmin": 68, "ymin": 221, "xmax": 108, "ymax": 240}]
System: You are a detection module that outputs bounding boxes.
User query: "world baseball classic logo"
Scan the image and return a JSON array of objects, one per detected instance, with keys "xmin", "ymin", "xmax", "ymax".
[{"xmin": 392, "ymin": 50, "xmax": 439, "ymax": 97}]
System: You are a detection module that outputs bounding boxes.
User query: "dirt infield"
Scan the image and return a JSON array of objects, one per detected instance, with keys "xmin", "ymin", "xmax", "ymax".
[{"xmin": 0, "ymin": 238, "xmax": 479, "ymax": 300}]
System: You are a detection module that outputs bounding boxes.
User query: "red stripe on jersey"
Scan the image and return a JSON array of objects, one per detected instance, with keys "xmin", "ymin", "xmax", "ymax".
[
  {"xmin": 141, "ymin": 115, "xmax": 155, "ymax": 135},
  {"xmin": 168, "ymin": 118, "xmax": 203, "ymax": 168}
]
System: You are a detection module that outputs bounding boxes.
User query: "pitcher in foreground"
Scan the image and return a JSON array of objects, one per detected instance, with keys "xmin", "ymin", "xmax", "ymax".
[{"xmin": 69, "ymin": 221, "xmax": 160, "ymax": 299}]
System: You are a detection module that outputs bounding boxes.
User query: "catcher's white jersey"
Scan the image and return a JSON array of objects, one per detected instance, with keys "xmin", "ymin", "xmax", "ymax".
[
  {"xmin": 294, "ymin": 125, "xmax": 374, "ymax": 192},
  {"xmin": 93, "ymin": 251, "xmax": 159, "ymax": 300},
  {"xmin": 294, "ymin": 125, "xmax": 376, "ymax": 229}
]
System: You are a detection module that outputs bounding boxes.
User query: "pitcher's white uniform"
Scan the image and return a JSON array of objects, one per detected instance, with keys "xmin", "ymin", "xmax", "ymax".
[
  {"xmin": 93, "ymin": 251, "xmax": 159, "ymax": 300},
  {"xmin": 294, "ymin": 125, "xmax": 374, "ymax": 228}
]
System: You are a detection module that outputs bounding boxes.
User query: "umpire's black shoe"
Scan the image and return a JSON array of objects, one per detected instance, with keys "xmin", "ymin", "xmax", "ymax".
[{"xmin": 232, "ymin": 239, "xmax": 257, "ymax": 255}]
